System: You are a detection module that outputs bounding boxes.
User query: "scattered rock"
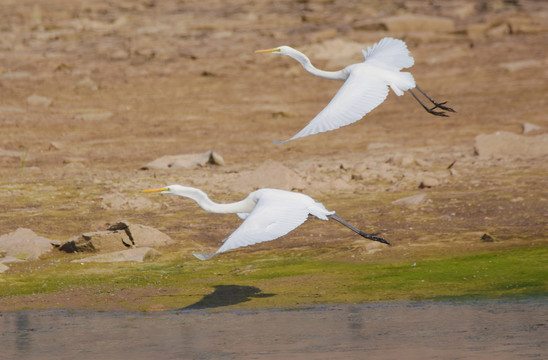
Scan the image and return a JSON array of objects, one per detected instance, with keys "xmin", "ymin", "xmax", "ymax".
[
  {"xmin": 522, "ymin": 122, "xmax": 543, "ymax": 134},
  {"xmin": 0, "ymin": 256, "xmax": 26, "ymax": 264},
  {"xmin": 419, "ymin": 177, "xmax": 439, "ymax": 188},
  {"xmin": 60, "ymin": 231, "xmax": 129, "ymax": 253},
  {"xmin": 474, "ymin": 131, "xmax": 548, "ymax": 159},
  {"xmin": 0, "ymin": 148, "xmax": 24, "ymax": 157},
  {"xmin": 486, "ymin": 23, "xmax": 510, "ymax": 38},
  {"xmin": 74, "ymin": 111, "xmax": 113, "ymax": 121},
  {"xmin": 0, "ymin": 106, "xmax": 25, "ymax": 113},
  {"xmin": 141, "ymin": 150, "xmax": 225, "ymax": 170},
  {"xmin": 361, "ymin": 15, "xmax": 455, "ymax": 33},
  {"xmin": 72, "ymin": 247, "xmax": 161, "ymax": 263},
  {"xmin": 108, "ymin": 222, "xmax": 175, "ymax": 248},
  {"xmin": 59, "ymin": 221, "xmax": 174, "ymax": 253},
  {"xmin": 27, "ymin": 94, "xmax": 53, "ymax": 108},
  {"xmin": 0, "ymin": 263, "xmax": 9, "ymax": 273},
  {"xmin": 0, "ymin": 71, "xmax": 30, "ymax": 80},
  {"xmin": 387, "ymin": 153, "xmax": 416, "ymax": 167},
  {"xmin": 499, "ymin": 59, "xmax": 545, "ymax": 72},
  {"xmin": 0, "ymin": 228, "xmax": 55, "ymax": 260},
  {"xmin": 392, "ymin": 193, "xmax": 427, "ymax": 207},
  {"xmin": 48, "ymin": 141, "xmax": 65, "ymax": 150},
  {"xmin": 481, "ymin": 233, "xmax": 498, "ymax": 242},
  {"xmin": 232, "ymin": 159, "xmax": 306, "ymax": 192},
  {"xmin": 74, "ymin": 77, "xmax": 99, "ymax": 91}
]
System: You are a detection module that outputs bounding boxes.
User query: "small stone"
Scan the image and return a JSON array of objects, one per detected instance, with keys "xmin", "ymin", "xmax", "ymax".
[
  {"xmin": 0, "ymin": 106, "xmax": 25, "ymax": 113},
  {"xmin": 474, "ymin": 131, "xmax": 548, "ymax": 159},
  {"xmin": 75, "ymin": 77, "xmax": 99, "ymax": 91},
  {"xmin": 141, "ymin": 150, "xmax": 224, "ymax": 170},
  {"xmin": 380, "ymin": 14, "xmax": 455, "ymax": 33},
  {"xmin": 419, "ymin": 177, "xmax": 439, "ymax": 188},
  {"xmin": 0, "ymin": 264, "xmax": 8, "ymax": 273},
  {"xmin": 522, "ymin": 122, "xmax": 542, "ymax": 134},
  {"xmin": 74, "ymin": 111, "xmax": 113, "ymax": 121},
  {"xmin": 27, "ymin": 94, "xmax": 53, "ymax": 107},
  {"xmin": 481, "ymin": 233, "xmax": 497, "ymax": 242},
  {"xmin": 0, "ymin": 228, "xmax": 54, "ymax": 260}
]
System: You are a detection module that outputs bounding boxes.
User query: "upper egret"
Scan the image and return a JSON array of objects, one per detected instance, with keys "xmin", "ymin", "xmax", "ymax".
[
  {"xmin": 142, "ymin": 185, "xmax": 390, "ymax": 260},
  {"xmin": 255, "ymin": 37, "xmax": 455, "ymax": 144}
]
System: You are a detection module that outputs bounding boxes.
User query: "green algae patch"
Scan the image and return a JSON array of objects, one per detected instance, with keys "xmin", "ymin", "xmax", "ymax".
[{"xmin": 1, "ymin": 245, "xmax": 546, "ymax": 312}]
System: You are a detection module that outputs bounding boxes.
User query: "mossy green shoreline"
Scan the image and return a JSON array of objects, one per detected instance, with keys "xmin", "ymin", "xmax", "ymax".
[{"xmin": 1, "ymin": 245, "xmax": 546, "ymax": 312}]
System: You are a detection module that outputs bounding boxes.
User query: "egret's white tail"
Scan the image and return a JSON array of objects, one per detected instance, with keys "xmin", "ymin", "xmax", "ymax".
[
  {"xmin": 390, "ymin": 71, "xmax": 416, "ymax": 96},
  {"xmin": 362, "ymin": 37, "xmax": 414, "ymax": 71}
]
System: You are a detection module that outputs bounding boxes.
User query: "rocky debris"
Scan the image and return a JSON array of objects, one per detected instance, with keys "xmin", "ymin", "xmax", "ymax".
[
  {"xmin": 481, "ymin": 233, "xmax": 498, "ymax": 243},
  {"xmin": 72, "ymin": 247, "xmax": 161, "ymax": 263},
  {"xmin": 0, "ymin": 228, "xmax": 55, "ymax": 260},
  {"xmin": 419, "ymin": 177, "xmax": 440, "ymax": 189},
  {"xmin": 27, "ymin": 94, "xmax": 53, "ymax": 108},
  {"xmin": 59, "ymin": 221, "xmax": 174, "ymax": 253},
  {"xmin": 392, "ymin": 193, "xmax": 427, "ymax": 207},
  {"xmin": 73, "ymin": 111, "xmax": 113, "ymax": 121},
  {"xmin": 231, "ymin": 159, "xmax": 306, "ymax": 192},
  {"xmin": 0, "ymin": 106, "xmax": 25, "ymax": 113},
  {"xmin": 522, "ymin": 122, "xmax": 544, "ymax": 135},
  {"xmin": 141, "ymin": 150, "xmax": 225, "ymax": 170},
  {"xmin": 499, "ymin": 59, "xmax": 545, "ymax": 72},
  {"xmin": 474, "ymin": 131, "xmax": 548, "ymax": 159},
  {"xmin": 74, "ymin": 77, "xmax": 98, "ymax": 91},
  {"xmin": 354, "ymin": 14, "xmax": 455, "ymax": 33},
  {"xmin": 0, "ymin": 263, "xmax": 8, "ymax": 273},
  {"xmin": 0, "ymin": 256, "xmax": 26, "ymax": 264}
]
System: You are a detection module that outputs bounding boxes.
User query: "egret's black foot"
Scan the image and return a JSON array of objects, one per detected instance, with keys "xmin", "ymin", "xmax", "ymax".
[
  {"xmin": 430, "ymin": 101, "xmax": 455, "ymax": 113},
  {"xmin": 426, "ymin": 108, "xmax": 450, "ymax": 117},
  {"xmin": 359, "ymin": 231, "xmax": 391, "ymax": 246}
]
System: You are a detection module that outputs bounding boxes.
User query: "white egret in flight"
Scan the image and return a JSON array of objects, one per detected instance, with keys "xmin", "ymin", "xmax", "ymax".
[
  {"xmin": 142, "ymin": 185, "xmax": 390, "ymax": 260},
  {"xmin": 255, "ymin": 37, "xmax": 455, "ymax": 144}
]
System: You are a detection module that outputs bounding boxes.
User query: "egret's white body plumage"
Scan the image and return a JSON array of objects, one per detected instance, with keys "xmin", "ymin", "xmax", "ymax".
[
  {"xmin": 256, "ymin": 37, "xmax": 453, "ymax": 144},
  {"xmin": 142, "ymin": 185, "xmax": 389, "ymax": 260}
]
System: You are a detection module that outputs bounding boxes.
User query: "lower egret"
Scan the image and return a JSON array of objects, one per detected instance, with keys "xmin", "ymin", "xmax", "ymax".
[
  {"xmin": 142, "ymin": 185, "xmax": 390, "ymax": 260},
  {"xmin": 255, "ymin": 37, "xmax": 455, "ymax": 144}
]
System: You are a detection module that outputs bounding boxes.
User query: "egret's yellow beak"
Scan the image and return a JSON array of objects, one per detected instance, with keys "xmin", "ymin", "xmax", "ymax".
[
  {"xmin": 254, "ymin": 48, "xmax": 279, "ymax": 54},
  {"xmin": 141, "ymin": 187, "xmax": 168, "ymax": 193}
]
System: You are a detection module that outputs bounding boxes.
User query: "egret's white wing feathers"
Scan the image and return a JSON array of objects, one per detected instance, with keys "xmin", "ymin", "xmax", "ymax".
[
  {"xmin": 276, "ymin": 68, "xmax": 389, "ymax": 144},
  {"xmin": 212, "ymin": 191, "xmax": 320, "ymax": 256},
  {"xmin": 361, "ymin": 37, "xmax": 414, "ymax": 71}
]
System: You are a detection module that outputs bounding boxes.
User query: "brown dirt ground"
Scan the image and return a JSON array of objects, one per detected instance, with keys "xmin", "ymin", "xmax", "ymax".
[{"xmin": 0, "ymin": 0, "xmax": 547, "ymax": 310}]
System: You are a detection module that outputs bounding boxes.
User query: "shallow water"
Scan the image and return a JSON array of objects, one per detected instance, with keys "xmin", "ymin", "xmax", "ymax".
[{"xmin": 1, "ymin": 300, "xmax": 546, "ymax": 360}]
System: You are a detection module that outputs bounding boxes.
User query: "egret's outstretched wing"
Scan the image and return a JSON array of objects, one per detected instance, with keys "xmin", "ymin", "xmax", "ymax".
[
  {"xmin": 275, "ymin": 68, "xmax": 389, "ymax": 144},
  {"xmin": 361, "ymin": 37, "xmax": 414, "ymax": 71},
  {"xmin": 194, "ymin": 192, "xmax": 313, "ymax": 260}
]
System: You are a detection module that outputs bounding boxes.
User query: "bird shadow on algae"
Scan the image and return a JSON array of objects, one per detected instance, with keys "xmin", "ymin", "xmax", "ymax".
[{"xmin": 180, "ymin": 285, "xmax": 276, "ymax": 310}]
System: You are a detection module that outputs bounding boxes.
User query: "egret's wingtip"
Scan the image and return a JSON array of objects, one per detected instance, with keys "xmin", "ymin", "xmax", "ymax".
[{"xmin": 193, "ymin": 253, "xmax": 216, "ymax": 261}]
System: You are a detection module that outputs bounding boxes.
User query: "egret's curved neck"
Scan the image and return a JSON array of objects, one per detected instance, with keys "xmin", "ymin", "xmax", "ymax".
[
  {"xmin": 171, "ymin": 187, "xmax": 255, "ymax": 214},
  {"xmin": 285, "ymin": 48, "xmax": 348, "ymax": 81}
]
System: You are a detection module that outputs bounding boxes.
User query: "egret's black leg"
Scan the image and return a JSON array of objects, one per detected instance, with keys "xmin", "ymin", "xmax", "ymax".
[
  {"xmin": 409, "ymin": 89, "xmax": 448, "ymax": 117},
  {"xmin": 328, "ymin": 214, "xmax": 391, "ymax": 246},
  {"xmin": 415, "ymin": 85, "xmax": 455, "ymax": 113}
]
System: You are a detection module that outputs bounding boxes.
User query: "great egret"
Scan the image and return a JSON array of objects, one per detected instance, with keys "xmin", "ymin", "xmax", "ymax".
[
  {"xmin": 142, "ymin": 185, "xmax": 390, "ymax": 260},
  {"xmin": 255, "ymin": 37, "xmax": 455, "ymax": 144}
]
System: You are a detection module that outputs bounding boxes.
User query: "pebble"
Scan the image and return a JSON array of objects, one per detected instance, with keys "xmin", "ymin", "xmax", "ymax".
[{"xmin": 27, "ymin": 94, "xmax": 53, "ymax": 107}]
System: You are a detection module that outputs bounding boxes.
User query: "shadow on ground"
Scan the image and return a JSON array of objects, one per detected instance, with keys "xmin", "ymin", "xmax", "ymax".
[{"xmin": 181, "ymin": 285, "xmax": 276, "ymax": 310}]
